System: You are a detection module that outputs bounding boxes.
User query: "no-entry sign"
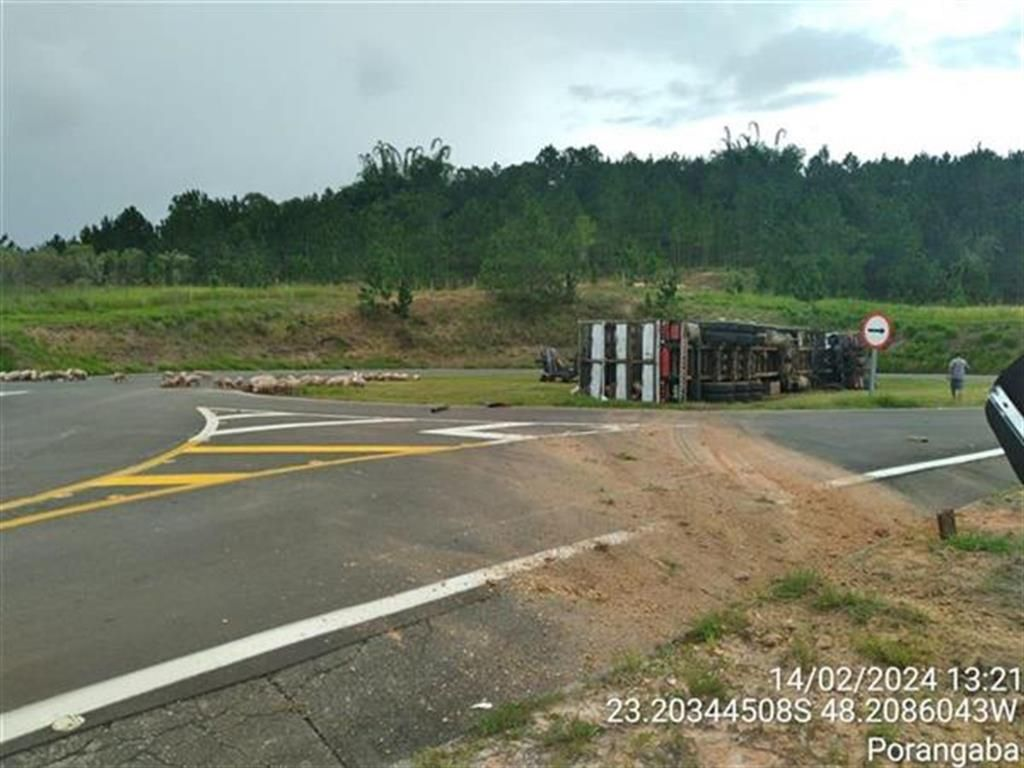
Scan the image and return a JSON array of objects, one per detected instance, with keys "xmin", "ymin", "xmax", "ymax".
[{"xmin": 860, "ymin": 312, "xmax": 893, "ymax": 349}]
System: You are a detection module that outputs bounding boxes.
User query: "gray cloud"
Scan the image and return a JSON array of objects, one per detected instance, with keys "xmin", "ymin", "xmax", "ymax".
[
  {"xmin": 569, "ymin": 85, "xmax": 655, "ymax": 105},
  {"xmin": 755, "ymin": 91, "xmax": 833, "ymax": 112},
  {"xmin": 2, "ymin": 3, "xmax": 803, "ymax": 243},
  {"xmin": 727, "ymin": 27, "xmax": 902, "ymax": 98},
  {"xmin": 605, "ymin": 114, "xmax": 645, "ymax": 125},
  {"xmin": 534, "ymin": 4, "xmax": 793, "ymax": 66},
  {"xmin": 665, "ymin": 80, "xmax": 694, "ymax": 100},
  {"xmin": 620, "ymin": 82, "xmax": 833, "ymax": 129},
  {"xmin": 596, "ymin": 27, "xmax": 899, "ymax": 130},
  {"xmin": 354, "ymin": 47, "xmax": 403, "ymax": 100},
  {"xmin": 932, "ymin": 27, "xmax": 1022, "ymax": 69},
  {"xmin": 644, "ymin": 87, "xmax": 732, "ymax": 128},
  {"xmin": 4, "ymin": 4, "xmax": 1008, "ymax": 246}
]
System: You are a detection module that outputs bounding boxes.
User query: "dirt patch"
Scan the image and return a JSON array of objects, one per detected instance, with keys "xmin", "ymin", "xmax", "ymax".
[
  {"xmin": 500, "ymin": 419, "xmax": 916, "ymax": 670},
  {"xmin": 415, "ymin": 423, "xmax": 1023, "ymax": 767}
]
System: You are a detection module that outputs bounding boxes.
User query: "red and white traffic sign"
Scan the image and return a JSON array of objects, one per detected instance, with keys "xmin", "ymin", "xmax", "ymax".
[{"xmin": 860, "ymin": 312, "xmax": 893, "ymax": 349}]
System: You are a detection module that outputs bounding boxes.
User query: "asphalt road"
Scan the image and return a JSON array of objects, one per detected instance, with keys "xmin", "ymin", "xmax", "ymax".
[
  {"xmin": 1, "ymin": 378, "xmax": 647, "ymax": 712},
  {"xmin": 0, "ymin": 377, "xmax": 1016, "ymax": 759},
  {"xmin": 726, "ymin": 407, "xmax": 1016, "ymax": 509}
]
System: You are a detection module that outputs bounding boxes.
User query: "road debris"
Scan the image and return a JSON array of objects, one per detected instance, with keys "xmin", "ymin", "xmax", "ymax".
[{"xmin": 50, "ymin": 714, "xmax": 85, "ymax": 733}]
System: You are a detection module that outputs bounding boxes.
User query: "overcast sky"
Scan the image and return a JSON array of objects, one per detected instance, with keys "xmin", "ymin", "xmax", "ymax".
[{"xmin": 2, "ymin": 1, "xmax": 1022, "ymax": 246}]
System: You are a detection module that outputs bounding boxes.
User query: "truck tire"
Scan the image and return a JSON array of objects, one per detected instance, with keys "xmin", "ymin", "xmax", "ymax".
[{"xmin": 704, "ymin": 382, "xmax": 734, "ymax": 402}]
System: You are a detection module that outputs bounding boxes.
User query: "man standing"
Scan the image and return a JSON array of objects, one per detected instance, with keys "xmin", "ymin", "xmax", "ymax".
[{"xmin": 948, "ymin": 354, "xmax": 969, "ymax": 401}]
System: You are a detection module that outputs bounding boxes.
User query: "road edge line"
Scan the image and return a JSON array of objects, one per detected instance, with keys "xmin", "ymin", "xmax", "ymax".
[
  {"xmin": 829, "ymin": 447, "xmax": 1006, "ymax": 487},
  {"xmin": 0, "ymin": 525, "xmax": 649, "ymax": 745}
]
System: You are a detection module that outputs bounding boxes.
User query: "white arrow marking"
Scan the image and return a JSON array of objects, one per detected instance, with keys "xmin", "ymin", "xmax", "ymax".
[{"xmin": 420, "ymin": 421, "xmax": 537, "ymax": 443}]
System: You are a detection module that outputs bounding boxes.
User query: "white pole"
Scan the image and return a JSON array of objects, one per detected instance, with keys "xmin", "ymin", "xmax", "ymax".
[{"xmin": 869, "ymin": 348, "xmax": 878, "ymax": 395}]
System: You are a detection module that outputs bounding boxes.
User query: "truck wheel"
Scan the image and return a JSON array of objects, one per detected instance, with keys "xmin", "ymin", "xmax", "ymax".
[{"xmin": 704, "ymin": 382, "xmax": 734, "ymax": 402}]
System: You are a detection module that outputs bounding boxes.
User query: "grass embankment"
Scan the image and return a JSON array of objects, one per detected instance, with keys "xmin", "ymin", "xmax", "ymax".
[
  {"xmin": 306, "ymin": 371, "xmax": 993, "ymax": 410},
  {"xmin": 1, "ymin": 279, "xmax": 1020, "ymax": 373}
]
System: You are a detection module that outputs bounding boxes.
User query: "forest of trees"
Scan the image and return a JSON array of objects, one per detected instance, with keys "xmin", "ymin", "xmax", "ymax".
[{"xmin": 2, "ymin": 130, "xmax": 1021, "ymax": 305}]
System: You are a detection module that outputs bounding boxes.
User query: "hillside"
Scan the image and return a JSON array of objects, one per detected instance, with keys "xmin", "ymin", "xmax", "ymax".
[
  {"xmin": 1, "ymin": 280, "xmax": 1020, "ymax": 374},
  {"xmin": 7, "ymin": 142, "xmax": 1021, "ymax": 310}
]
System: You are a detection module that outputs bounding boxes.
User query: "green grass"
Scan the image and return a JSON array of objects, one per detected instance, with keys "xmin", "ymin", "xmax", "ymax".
[
  {"xmin": 730, "ymin": 376, "xmax": 993, "ymax": 409},
  {"xmin": 856, "ymin": 634, "xmax": 932, "ymax": 666},
  {"xmin": 681, "ymin": 608, "xmax": 748, "ymax": 644},
  {"xmin": 607, "ymin": 650, "xmax": 654, "ymax": 685},
  {"xmin": 0, "ymin": 283, "xmax": 628, "ymax": 373},
  {"xmin": 413, "ymin": 746, "xmax": 473, "ymax": 768},
  {"xmin": 305, "ymin": 371, "xmax": 993, "ymax": 410},
  {"xmin": 770, "ymin": 573, "xmax": 928, "ymax": 628},
  {"xmin": 810, "ymin": 585, "xmax": 928, "ymax": 627},
  {"xmin": 812, "ymin": 586, "xmax": 887, "ymax": 624},
  {"xmin": 472, "ymin": 702, "xmax": 534, "ymax": 737},
  {"xmin": 945, "ymin": 531, "xmax": 1024, "ymax": 555},
  {"xmin": 2, "ymin": 280, "xmax": 1020, "ymax": 374},
  {"xmin": 682, "ymin": 661, "xmax": 728, "ymax": 700},
  {"xmin": 307, "ymin": 373, "xmax": 581, "ymax": 407},
  {"xmin": 786, "ymin": 634, "xmax": 819, "ymax": 668},
  {"xmin": 539, "ymin": 717, "xmax": 603, "ymax": 760},
  {"xmin": 672, "ymin": 286, "xmax": 1023, "ymax": 375},
  {"xmin": 471, "ymin": 693, "xmax": 562, "ymax": 738},
  {"xmin": 769, "ymin": 569, "xmax": 822, "ymax": 600}
]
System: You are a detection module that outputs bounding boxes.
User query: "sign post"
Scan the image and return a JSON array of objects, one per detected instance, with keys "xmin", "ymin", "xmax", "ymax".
[{"xmin": 860, "ymin": 312, "xmax": 893, "ymax": 394}]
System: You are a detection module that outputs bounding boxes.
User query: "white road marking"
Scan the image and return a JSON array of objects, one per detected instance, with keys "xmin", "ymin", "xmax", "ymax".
[
  {"xmin": 0, "ymin": 391, "xmax": 28, "ymax": 398},
  {"xmin": 193, "ymin": 407, "xmax": 219, "ymax": 444},
  {"xmin": 0, "ymin": 526, "xmax": 645, "ymax": 745},
  {"xmin": 543, "ymin": 425, "xmax": 631, "ymax": 440},
  {"xmin": 420, "ymin": 421, "xmax": 634, "ymax": 444},
  {"xmin": 209, "ymin": 407, "xmax": 386, "ymax": 422},
  {"xmin": 211, "ymin": 417, "xmax": 414, "ymax": 438},
  {"xmin": 420, "ymin": 421, "xmax": 537, "ymax": 443},
  {"xmin": 206, "ymin": 388, "xmax": 647, "ymax": 428},
  {"xmin": 213, "ymin": 410, "xmax": 305, "ymax": 422},
  {"xmin": 829, "ymin": 447, "xmax": 1006, "ymax": 487}
]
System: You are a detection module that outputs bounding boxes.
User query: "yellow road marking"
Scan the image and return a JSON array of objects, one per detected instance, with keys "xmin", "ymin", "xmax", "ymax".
[
  {"xmin": 0, "ymin": 486, "xmax": 218, "ymax": 531},
  {"xmin": 0, "ymin": 442, "xmax": 483, "ymax": 532},
  {"xmin": 184, "ymin": 444, "xmax": 447, "ymax": 455},
  {"xmin": 91, "ymin": 473, "xmax": 253, "ymax": 486},
  {"xmin": 0, "ymin": 442, "xmax": 192, "ymax": 513}
]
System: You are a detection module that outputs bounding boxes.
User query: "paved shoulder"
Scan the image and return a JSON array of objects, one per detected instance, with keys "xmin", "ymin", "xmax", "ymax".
[{"xmin": 727, "ymin": 408, "xmax": 1016, "ymax": 508}]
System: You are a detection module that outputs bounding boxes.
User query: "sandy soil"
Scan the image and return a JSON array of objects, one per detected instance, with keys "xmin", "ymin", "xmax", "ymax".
[
  {"xmin": 414, "ymin": 421, "xmax": 1023, "ymax": 768},
  {"xmin": 504, "ymin": 418, "xmax": 917, "ymax": 670}
]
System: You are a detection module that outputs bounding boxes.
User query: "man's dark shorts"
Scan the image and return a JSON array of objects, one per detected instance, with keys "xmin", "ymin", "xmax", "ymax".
[{"xmin": 950, "ymin": 378, "xmax": 964, "ymax": 396}]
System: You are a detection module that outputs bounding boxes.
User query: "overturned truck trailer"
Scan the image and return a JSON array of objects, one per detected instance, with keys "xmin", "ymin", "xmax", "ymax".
[{"xmin": 577, "ymin": 319, "xmax": 864, "ymax": 403}]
